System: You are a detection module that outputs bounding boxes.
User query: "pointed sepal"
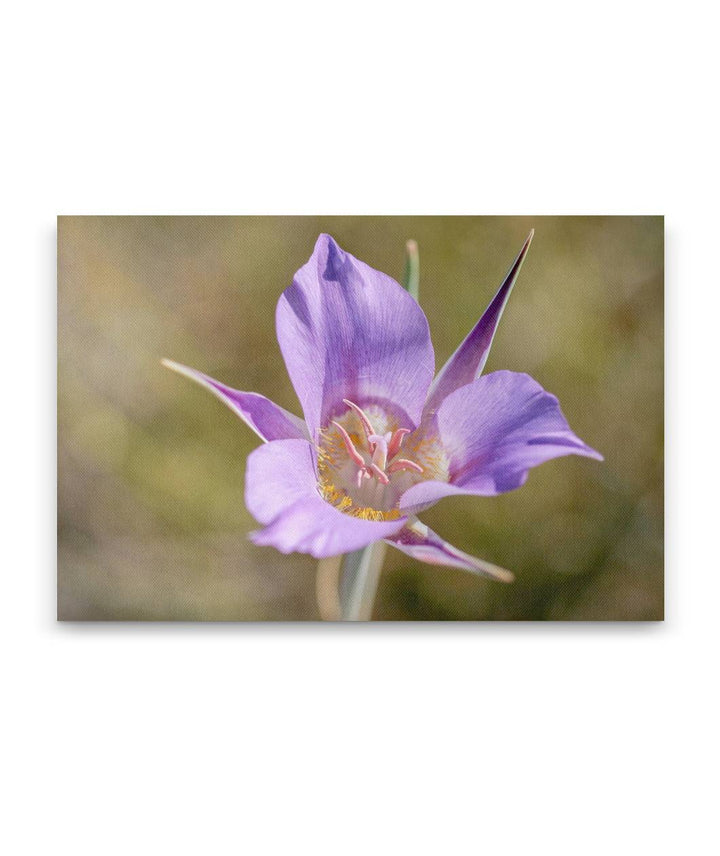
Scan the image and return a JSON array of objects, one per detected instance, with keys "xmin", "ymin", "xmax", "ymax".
[
  {"xmin": 162, "ymin": 359, "xmax": 308, "ymax": 443},
  {"xmin": 423, "ymin": 230, "xmax": 534, "ymax": 417},
  {"xmin": 385, "ymin": 518, "xmax": 514, "ymax": 583}
]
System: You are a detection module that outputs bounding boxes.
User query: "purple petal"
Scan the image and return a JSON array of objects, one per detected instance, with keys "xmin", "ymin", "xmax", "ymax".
[
  {"xmin": 386, "ymin": 519, "xmax": 514, "ymax": 582},
  {"xmin": 423, "ymin": 231, "xmax": 534, "ymax": 417},
  {"xmin": 245, "ymin": 439, "xmax": 406, "ymax": 558},
  {"xmin": 400, "ymin": 371, "xmax": 602, "ymax": 510},
  {"xmin": 162, "ymin": 359, "xmax": 308, "ymax": 443},
  {"xmin": 276, "ymin": 234, "xmax": 435, "ymax": 439}
]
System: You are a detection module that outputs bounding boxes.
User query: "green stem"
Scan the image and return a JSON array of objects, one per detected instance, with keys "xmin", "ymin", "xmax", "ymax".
[{"xmin": 339, "ymin": 541, "xmax": 388, "ymax": 621}]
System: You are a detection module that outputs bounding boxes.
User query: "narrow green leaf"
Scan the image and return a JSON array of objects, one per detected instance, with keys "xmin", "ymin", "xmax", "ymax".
[{"xmin": 402, "ymin": 239, "xmax": 420, "ymax": 301}]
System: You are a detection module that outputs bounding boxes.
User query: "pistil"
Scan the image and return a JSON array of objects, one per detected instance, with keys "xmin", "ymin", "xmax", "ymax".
[{"xmin": 337, "ymin": 399, "xmax": 423, "ymax": 487}]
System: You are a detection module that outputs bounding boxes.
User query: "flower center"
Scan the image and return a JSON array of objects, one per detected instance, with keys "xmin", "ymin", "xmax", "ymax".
[{"xmin": 317, "ymin": 399, "xmax": 448, "ymax": 521}]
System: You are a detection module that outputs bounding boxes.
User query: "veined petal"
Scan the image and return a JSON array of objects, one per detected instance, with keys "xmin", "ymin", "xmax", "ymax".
[
  {"xmin": 245, "ymin": 439, "xmax": 406, "ymax": 558},
  {"xmin": 400, "ymin": 371, "xmax": 602, "ymax": 510},
  {"xmin": 423, "ymin": 231, "xmax": 534, "ymax": 417},
  {"xmin": 162, "ymin": 359, "xmax": 308, "ymax": 443},
  {"xmin": 386, "ymin": 519, "xmax": 514, "ymax": 583},
  {"xmin": 276, "ymin": 234, "xmax": 435, "ymax": 439}
]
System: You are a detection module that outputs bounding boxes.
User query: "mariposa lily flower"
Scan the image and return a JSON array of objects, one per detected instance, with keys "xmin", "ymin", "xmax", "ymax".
[{"xmin": 164, "ymin": 233, "xmax": 602, "ymax": 582}]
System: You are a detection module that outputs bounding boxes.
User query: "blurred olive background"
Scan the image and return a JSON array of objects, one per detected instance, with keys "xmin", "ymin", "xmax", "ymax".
[{"xmin": 58, "ymin": 216, "xmax": 663, "ymax": 620}]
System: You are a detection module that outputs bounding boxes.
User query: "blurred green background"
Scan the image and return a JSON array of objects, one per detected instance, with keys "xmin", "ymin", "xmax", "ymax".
[{"xmin": 57, "ymin": 216, "xmax": 663, "ymax": 620}]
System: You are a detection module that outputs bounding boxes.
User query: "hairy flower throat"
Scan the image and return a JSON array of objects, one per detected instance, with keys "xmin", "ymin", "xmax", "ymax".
[{"xmin": 317, "ymin": 399, "xmax": 448, "ymax": 520}]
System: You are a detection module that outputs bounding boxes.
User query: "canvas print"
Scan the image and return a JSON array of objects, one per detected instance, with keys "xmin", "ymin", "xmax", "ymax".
[{"xmin": 57, "ymin": 216, "xmax": 663, "ymax": 620}]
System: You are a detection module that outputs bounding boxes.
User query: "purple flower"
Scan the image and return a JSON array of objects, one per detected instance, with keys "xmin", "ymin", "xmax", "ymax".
[{"xmin": 164, "ymin": 234, "xmax": 602, "ymax": 582}]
